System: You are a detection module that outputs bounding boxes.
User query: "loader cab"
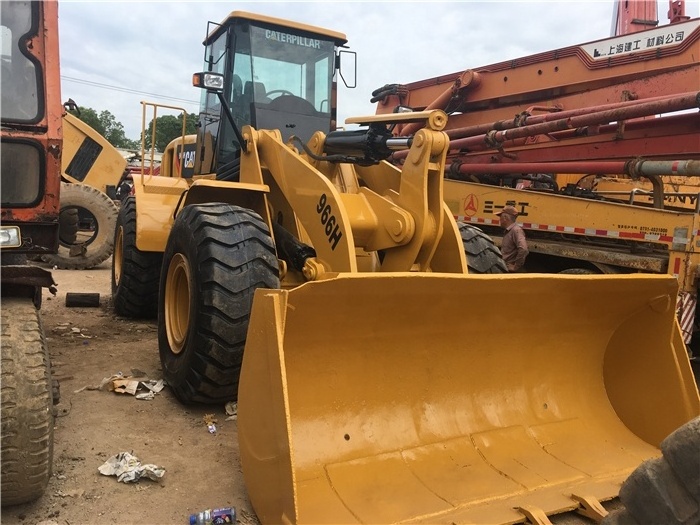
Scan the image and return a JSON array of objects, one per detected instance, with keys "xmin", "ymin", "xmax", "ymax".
[{"xmin": 194, "ymin": 11, "xmax": 349, "ymax": 176}]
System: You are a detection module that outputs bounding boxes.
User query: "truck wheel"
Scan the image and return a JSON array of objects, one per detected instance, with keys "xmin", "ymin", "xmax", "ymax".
[
  {"xmin": 603, "ymin": 417, "xmax": 700, "ymax": 525},
  {"xmin": 112, "ymin": 196, "xmax": 162, "ymax": 318},
  {"xmin": 41, "ymin": 182, "xmax": 118, "ymax": 270},
  {"xmin": 1, "ymin": 298, "xmax": 54, "ymax": 506},
  {"xmin": 158, "ymin": 203, "xmax": 280, "ymax": 404},
  {"xmin": 458, "ymin": 222, "xmax": 507, "ymax": 274}
]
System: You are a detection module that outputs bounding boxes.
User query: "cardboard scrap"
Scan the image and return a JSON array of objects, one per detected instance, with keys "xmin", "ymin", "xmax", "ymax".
[
  {"xmin": 112, "ymin": 379, "xmax": 139, "ymax": 395},
  {"xmin": 75, "ymin": 373, "xmax": 167, "ymax": 400}
]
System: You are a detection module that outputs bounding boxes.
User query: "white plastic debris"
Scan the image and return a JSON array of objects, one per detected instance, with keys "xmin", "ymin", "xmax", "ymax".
[
  {"xmin": 98, "ymin": 452, "xmax": 165, "ymax": 483},
  {"xmin": 225, "ymin": 401, "xmax": 238, "ymax": 421},
  {"xmin": 135, "ymin": 379, "xmax": 166, "ymax": 400}
]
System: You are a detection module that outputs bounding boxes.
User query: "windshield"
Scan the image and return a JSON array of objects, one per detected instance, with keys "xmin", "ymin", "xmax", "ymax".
[
  {"xmin": 1, "ymin": 1, "xmax": 41, "ymax": 122},
  {"xmin": 240, "ymin": 25, "xmax": 334, "ymax": 112}
]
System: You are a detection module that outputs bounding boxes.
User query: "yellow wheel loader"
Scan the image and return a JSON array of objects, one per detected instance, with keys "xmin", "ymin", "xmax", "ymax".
[{"xmin": 113, "ymin": 11, "xmax": 700, "ymax": 524}]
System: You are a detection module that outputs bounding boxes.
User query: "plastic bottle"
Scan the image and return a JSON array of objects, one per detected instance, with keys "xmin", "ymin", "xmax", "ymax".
[{"xmin": 188, "ymin": 507, "xmax": 236, "ymax": 525}]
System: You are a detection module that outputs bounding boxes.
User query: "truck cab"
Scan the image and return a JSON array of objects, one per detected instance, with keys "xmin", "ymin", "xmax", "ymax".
[{"xmin": 1, "ymin": 0, "xmax": 62, "ymax": 262}]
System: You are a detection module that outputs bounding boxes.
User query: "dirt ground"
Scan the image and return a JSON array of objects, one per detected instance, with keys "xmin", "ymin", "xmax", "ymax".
[{"xmin": 1, "ymin": 258, "xmax": 259, "ymax": 525}]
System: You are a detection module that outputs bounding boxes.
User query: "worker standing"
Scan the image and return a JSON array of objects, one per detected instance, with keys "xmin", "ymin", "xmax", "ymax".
[{"xmin": 496, "ymin": 205, "xmax": 529, "ymax": 272}]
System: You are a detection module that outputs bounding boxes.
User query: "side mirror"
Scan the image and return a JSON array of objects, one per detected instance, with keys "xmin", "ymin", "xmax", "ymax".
[
  {"xmin": 338, "ymin": 50, "xmax": 357, "ymax": 89},
  {"xmin": 192, "ymin": 72, "xmax": 225, "ymax": 93}
]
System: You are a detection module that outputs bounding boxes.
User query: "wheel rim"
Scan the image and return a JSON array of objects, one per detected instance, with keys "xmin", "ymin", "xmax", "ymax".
[
  {"xmin": 114, "ymin": 226, "xmax": 123, "ymax": 286},
  {"xmin": 165, "ymin": 253, "xmax": 191, "ymax": 355}
]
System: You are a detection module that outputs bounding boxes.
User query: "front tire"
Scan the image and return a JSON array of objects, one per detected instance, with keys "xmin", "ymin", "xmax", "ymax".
[
  {"xmin": 458, "ymin": 222, "xmax": 507, "ymax": 274},
  {"xmin": 603, "ymin": 417, "xmax": 700, "ymax": 525},
  {"xmin": 158, "ymin": 203, "xmax": 279, "ymax": 404},
  {"xmin": 1, "ymin": 298, "xmax": 54, "ymax": 506},
  {"xmin": 112, "ymin": 196, "xmax": 163, "ymax": 318}
]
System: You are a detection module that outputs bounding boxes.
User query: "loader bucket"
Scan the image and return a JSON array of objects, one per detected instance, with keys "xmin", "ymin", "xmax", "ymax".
[{"xmin": 238, "ymin": 273, "xmax": 700, "ymax": 525}]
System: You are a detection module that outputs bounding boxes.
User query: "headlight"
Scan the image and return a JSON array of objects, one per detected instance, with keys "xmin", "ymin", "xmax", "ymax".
[
  {"xmin": 192, "ymin": 71, "xmax": 224, "ymax": 93},
  {"xmin": 0, "ymin": 226, "xmax": 21, "ymax": 248}
]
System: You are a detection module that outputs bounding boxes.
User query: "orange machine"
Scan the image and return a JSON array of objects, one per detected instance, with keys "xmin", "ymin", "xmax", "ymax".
[
  {"xmin": 0, "ymin": 0, "xmax": 62, "ymax": 507},
  {"xmin": 373, "ymin": 10, "xmax": 700, "ymax": 344},
  {"xmin": 373, "ymin": 12, "xmax": 699, "ymax": 169}
]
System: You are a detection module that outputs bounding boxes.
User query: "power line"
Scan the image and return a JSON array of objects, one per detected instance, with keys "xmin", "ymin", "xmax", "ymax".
[{"xmin": 61, "ymin": 75, "xmax": 200, "ymax": 106}]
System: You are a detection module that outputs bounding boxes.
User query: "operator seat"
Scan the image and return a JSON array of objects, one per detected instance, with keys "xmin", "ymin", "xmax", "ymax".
[
  {"xmin": 232, "ymin": 74, "xmax": 243, "ymax": 98},
  {"xmin": 244, "ymin": 81, "xmax": 270, "ymax": 103}
]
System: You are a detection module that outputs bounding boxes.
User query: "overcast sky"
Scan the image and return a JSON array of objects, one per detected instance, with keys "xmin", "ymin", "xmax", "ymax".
[{"xmin": 56, "ymin": 0, "xmax": 700, "ymax": 142}]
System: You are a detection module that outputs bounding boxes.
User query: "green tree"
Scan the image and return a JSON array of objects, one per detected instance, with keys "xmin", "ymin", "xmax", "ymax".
[
  {"xmin": 142, "ymin": 113, "xmax": 198, "ymax": 152},
  {"xmin": 69, "ymin": 107, "xmax": 139, "ymax": 149}
]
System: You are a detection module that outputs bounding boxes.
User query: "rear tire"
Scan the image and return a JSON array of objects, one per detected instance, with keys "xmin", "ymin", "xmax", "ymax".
[
  {"xmin": 41, "ymin": 182, "xmax": 118, "ymax": 270},
  {"xmin": 1, "ymin": 298, "xmax": 54, "ymax": 506},
  {"xmin": 158, "ymin": 203, "xmax": 279, "ymax": 404},
  {"xmin": 112, "ymin": 196, "xmax": 163, "ymax": 318},
  {"xmin": 559, "ymin": 268, "xmax": 597, "ymax": 274},
  {"xmin": 458, "ymin": 222, "xmax": 507, "ymax": 274}
]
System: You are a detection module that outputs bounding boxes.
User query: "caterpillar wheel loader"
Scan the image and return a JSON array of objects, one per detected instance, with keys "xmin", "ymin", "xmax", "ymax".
[
  {"xmin": 111, "ymin": 11, "xmax": 700, "ymax": 525},
  {"xmin": 1, "ymin": 0, "xmax": 61, "ymax": 506}
]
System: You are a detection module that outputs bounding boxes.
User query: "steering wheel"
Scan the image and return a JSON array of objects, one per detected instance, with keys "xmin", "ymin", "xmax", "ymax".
[{"xmin": 265, "ymin": 89, "xmax": 295, "ymax": 99}]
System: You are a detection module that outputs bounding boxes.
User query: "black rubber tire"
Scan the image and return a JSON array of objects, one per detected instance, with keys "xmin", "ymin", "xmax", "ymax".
[
  {"xmin": 158, "ymin": 203, "xmax": 280, "ymax": 404},
  {"xmin": 111, "ymin": 196, "xmax": 163, "ymax": 318},
  {"xmin": 57, "ymin": 207, "xmax": 79, "ymax": 245},
  {"xmin": 602, "ymin": 508, "xmax": 640, "ymax": 525},
  {"xmin": 41, "ymin": 182, "xmax": 118, "ymax": 270},
  {"xmin": 559, "ymin": 268, "xmax": 597, "ymax": 274},
  {"xmin": 0, "ymin": 298, "xmax": 54, "ymax": 507},
  {"xmin": 458, "ymin": 222, "xmax": 507, "ymax": 274},
  {"xmin": 608, "ymin": 417, "xmax": 700, "ymax": 525},
  {"xmin": 661, "ymin": 416, "xmax": 700, "ymax": 502}
]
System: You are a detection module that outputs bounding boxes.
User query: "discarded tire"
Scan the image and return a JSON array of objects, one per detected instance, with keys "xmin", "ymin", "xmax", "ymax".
[
  {"xmin": 42, "ymin": 182, "xmax": 118, "ymax": 270},
  {"xmin": 0, "ymin": 298, "xmax": 54, "ymax": 506},
  {"xmin": 603, "ymin": 417, "xmax": 700, "ymax": 525},
  {"xmin": 458, "ymin": 222, "xmax": 507, "ymax": 274},
  {"xmin": 159, "ymin": 203, "xmax": 279, "ymax": 404},
  {"xmin": 112, "ymin": 196, "xmax": 162, "ymax": 318}
]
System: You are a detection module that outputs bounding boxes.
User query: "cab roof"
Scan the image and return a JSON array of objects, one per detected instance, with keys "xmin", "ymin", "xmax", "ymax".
[{"xmin": 205, "ymin": 11, "xmax": 348, "ymax": 46}]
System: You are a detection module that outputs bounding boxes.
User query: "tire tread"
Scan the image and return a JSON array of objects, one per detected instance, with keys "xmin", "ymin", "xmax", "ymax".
[
  {"xmin": 1, "ymin": 298, "xmax": 54, "ymax": 507},
  {"xmin": 159, "ymin": 204, "xmax": 279, "ymax": 404}
]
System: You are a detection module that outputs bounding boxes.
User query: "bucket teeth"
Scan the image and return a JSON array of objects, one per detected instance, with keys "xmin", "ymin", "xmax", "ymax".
[
  {"xmin": 571, "ymin": 494, "xmax": 608, "ymax": 522},
  {"xmin": 516, "ymin": 505, "xmax": 553, "ymax": 525}
]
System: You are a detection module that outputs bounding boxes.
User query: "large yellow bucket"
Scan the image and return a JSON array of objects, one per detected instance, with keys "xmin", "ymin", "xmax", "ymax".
[{"xmin": 238, "ymin": 273, "xmax": 699, "ymax": 524}]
